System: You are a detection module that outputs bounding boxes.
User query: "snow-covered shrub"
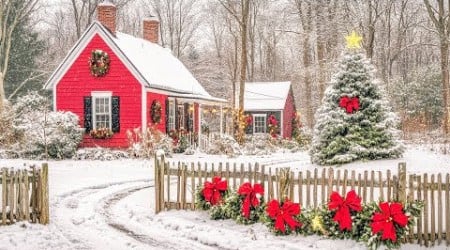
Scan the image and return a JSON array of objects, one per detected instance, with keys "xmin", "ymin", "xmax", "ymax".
[
  {"xmin": 205, "ymin": 134, "xmax": 242, "ymax": 157},
  {"xmin": 73, "ymin": 147, "xmax": 129, "ymax": 160},
  {"xmin": 15, "ymin": 111, "xmax": 83, "ymax": 159},
  {"xmin": 242, "ymin": 134, "xmax": 277, "ymax": 155},
  {"xmin": 13, "ymin": 92, "xmax": 83, "ymax": 159},
  {"xmin": 127, "ymin": 125, "xmax": 172, "ymax": 158},
  {"xmin": 0, "ymin": 102, "xmax": 22, "ymax": 147}
]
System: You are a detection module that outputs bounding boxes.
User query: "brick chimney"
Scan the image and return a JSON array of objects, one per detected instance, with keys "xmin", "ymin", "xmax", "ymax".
[
  {"xmin": 143, "ymin": 17, "xmax": 159, "ymax": 44},
  {"xmin": 97, "ymin": 0, "xmax": 116, "ymax": 35}
]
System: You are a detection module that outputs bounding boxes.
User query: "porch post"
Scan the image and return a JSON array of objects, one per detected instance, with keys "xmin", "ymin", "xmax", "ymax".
[
  {"xmin": 220, "ymin": 104, "xmax": 223, "ymax": 137},
  {"xmin": 198, "ymin": 103, "xmax": 202, "ymax": 148}
]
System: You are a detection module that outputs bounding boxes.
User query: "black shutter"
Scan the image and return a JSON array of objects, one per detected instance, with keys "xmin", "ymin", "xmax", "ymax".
[
  {"xmin": 111, "ymin": 96, "xmax": 120, "ymax": 132},
  {"xmin": 165, "ymin": 99, "xmax": 169, "ymax": 133},
  {"xmin": 184, "ymin": 103, "xmax": 189, "ymax": 132},
  {"xmin": 174, "ymin": 99, "xmax": 179, "ymax": 130},
  {"xmin": 83, "ymin": 97, "xmax": 92, "ymax": 133}
]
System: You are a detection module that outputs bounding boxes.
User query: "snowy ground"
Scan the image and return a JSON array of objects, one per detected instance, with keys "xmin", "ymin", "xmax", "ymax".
[{"xmin": 0, "ymin": 145, "xmax": 449, "ymax": 250}]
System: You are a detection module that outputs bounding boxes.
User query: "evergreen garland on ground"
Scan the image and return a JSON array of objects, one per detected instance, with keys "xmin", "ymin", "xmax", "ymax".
[{"xmin": 194, "ymin": 179, "xmax": 423, "ymax": 249}]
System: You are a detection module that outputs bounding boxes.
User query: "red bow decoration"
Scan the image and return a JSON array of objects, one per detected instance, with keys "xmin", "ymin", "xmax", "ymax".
[
  {"xmin": 202, "ymin": 176, "xmax": 228, "ymax": 206},
  {"xmin": 339, "ymin": 96, "xmax": 360, "ymax": 113},
  {"xmin": 268, "ymin": 115, "xmax": 278, "ymax": 126},
  {"xmin": 328, "ymin": 190, "xmax": 362, "ymax": 231},
  {"xmin": 245, "ymin": 115, "xmax": 253, "ymax": 126},
  {"xmin": 266, "ymin": 199, "xmax": 302, "ymax": 233},
  {"xmin": 238, "ymin": 182, "xmax": 264, "ymax": 219},
  {"xmin": 371, "ymin": 202, "xmax": 409, "ymax": 242}
]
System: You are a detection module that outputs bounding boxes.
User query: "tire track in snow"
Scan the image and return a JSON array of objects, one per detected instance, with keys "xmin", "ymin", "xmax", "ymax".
[
  {"xmin": 98, "ymin": 184, "xmax": 183, "ymax": 249},
  {"xmin": 100, "ymin": 182, "xmax": 234, "ymax": 250},
  {"xmin": 52, "ymin": 179, "xmax": 153, "ymax": 250}
]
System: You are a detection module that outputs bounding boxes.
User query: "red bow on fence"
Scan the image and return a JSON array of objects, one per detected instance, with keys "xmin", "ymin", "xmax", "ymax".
[
  {"xmin": 371, "ymin": 202, "xmax": 408, "ymax": 242},
  {"xmin": 328, "ymin": 190, "xmax": 362, "ymax": 231},
  {"xmin": 339, "ymin": 96, "xmax": 360, "ymax": 113},
  {"xmin": 238, "ymin": 182, "xmax": 264, "ymax": 219},
  {"xmin": 202, "ymin": 176, "xmax": 228, "ymax": 206},
  {"xmin": 266, "ymin": 199, "xmax": 302, "ymax": 233}
]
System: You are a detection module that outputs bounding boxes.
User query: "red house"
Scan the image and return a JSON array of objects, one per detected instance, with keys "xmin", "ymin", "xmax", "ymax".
[
  {"xmin": 44, "ymin": 2, "xmax": 225, "ymax": 148},
  {"xmin": 243, "ymin": 82, "xmax": 297, "ymax": 138}
]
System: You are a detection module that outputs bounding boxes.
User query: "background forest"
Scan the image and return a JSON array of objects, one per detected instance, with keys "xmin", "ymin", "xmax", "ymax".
[{"xmin": 1, "ymin": 0, "xmax": 448, "ymax": 140}]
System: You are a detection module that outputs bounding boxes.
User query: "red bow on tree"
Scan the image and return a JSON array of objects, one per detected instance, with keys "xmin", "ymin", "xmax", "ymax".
[
  {"xmin": 371, "ymin": 202, "xmax": 409, "ymax": 242},
  {"xmin": 266, "ymin": 199, "xmax": 302, "ymax": 233},
  {"xmin": 202, "ymin": 176, "xmax": 228, "ymax": 206},
  {"xmin": 238, "ymin": 182, "xmax": 264, "ymax": 219},
  {"xmin": 339, "ymin": 96, "xmax": 360, "ymax": 113},
  {"xmin": 328, "ymin": 190, "xmax": 362, "ymax": 231}
]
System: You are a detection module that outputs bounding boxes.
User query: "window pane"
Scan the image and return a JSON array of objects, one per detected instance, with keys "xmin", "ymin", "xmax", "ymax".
[
  {"xmin": 254, "ymin": 115, "xmax": 266, "ymax": 133},
  {"xmin": 93, "ymin": 96, "xmax": 111, "ymax": 130}
]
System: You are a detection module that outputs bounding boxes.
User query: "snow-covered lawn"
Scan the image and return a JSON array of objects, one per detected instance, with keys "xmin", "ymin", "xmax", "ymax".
[{"xmin": 0, "ymin": 145, "xmax": 449, "ymax": 250}]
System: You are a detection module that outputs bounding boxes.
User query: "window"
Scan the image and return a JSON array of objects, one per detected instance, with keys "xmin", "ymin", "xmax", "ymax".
[
  {"xmin": 168, "ymin": 100, "xmax": 176, "ymax": 130},
  {"xmin": 253, "ymin": 114, "xmax": 266, "ymax": 134},
  {"xmin": 92, "ymin": 92, "xmax": 111, "ymax": 130}
]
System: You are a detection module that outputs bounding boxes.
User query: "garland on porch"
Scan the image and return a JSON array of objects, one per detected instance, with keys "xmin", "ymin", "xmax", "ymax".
[{"xmin": 195, "ymin": 180, "xmax": 423, "ymax": 249}]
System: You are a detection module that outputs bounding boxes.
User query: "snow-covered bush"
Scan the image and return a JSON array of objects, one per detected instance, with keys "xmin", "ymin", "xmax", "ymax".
[
  {"xmin": 0, "ymin": 102, "xmax": 22, "ymax": 147},
  {"xmin": 73, "ymin": 147, "xmax": 129, "ymax": 160},
  {"xmin": 127, "ymin": 125, "xmax": 172, "ymax": 158},
  {"xmin": 13, "ymin": 92, "xmax": 83, "ymax": 159},
  {"xmin": 205, "ymin": 134, "xmax": 242, "ymax": 157},
  {"xmin": 242, "ymin": 134, "xmax": 277, "ymax": 155}
]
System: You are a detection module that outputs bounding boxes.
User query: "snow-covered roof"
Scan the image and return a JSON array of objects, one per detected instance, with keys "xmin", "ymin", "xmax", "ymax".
[
  {"xmin": 45, "ymin": 21, "xmax": 225, "ymax": 103},
  {"xmin": 244, "ymin": 81, "xmax": 291, "ymax": 110},
  {"xmin": 113, "ymin": 32, "xmax": 210, "ymax": 97}
]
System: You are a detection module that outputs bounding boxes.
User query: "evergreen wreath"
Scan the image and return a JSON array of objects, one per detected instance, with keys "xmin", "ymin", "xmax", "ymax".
[
  {"xmin": 89, "ymin": 49, "xmax": 110, "ymax": 77},
  {"xmin": 151, "ymin": 100, "xmax": 162, "ymax": 124}
]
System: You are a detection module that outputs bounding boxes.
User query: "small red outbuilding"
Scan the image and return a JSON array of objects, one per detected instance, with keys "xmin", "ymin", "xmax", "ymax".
[
  {"xmin": 243, "ymin": 82, "xmax": 297, "ymax": 139},
  {"xmin": 44, "ymin": 2, "xmax": 224, "ymax": 148}
]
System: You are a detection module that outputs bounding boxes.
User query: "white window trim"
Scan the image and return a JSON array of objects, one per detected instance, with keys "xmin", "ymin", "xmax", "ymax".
[
  {"xmin": 253, "ymin": 114, "xmax": 267, "ymax": 134},
  {"xmin": 168, "ymin": 98, "xmax": 176, "ymax": 131},
  {"xmin": 91, "ymin": 91, "xmax": 112, "ymax": 130}
]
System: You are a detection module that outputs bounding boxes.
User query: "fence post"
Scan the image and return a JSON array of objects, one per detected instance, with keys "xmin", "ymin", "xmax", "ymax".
[
  {"xmin": 397, "ymin": 162, "xmax": 407, "ymax": 203},
  {"xmin": 2, "ymin": 168, "xmax": 7, "ymax": 225},
  {"xmin": 154, "ymin": 153, "xmax": 160, "ymax": 214},
  {"xmin": 39, "ymin": 163, "xmax": 49, "ymax": 225},
  {"xmin": 278, "ymin": 168, "xmax": 291, "ymax": 200}
]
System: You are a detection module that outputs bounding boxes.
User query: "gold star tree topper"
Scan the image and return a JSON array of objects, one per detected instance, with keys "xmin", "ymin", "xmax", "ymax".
[{"xmin": 345, "ymin": 31, "xmax": 362, "ymax": 49}]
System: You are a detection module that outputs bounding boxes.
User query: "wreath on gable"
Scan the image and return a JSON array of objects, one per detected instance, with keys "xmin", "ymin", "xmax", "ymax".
[
  {"xmin": 151, "ymin": 100, "xmax": 162, "ymax": 124},
  {"xmin": 89, "ymin": 49, "xmax": 110, "ymax": 77}
]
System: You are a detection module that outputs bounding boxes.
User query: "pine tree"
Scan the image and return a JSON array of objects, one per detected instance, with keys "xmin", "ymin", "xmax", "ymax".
[
  {"xmin": 310, "ymin": 52, "xmax": 404, "ymax": 165},
  {"xmin": 5, "ymin": 9, "xmax": 46, "ymax": 101}
]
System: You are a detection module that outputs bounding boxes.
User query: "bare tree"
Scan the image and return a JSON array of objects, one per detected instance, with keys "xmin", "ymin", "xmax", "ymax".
[
  {"xmin": 424, "ymin": 0, "xmax": 450, "ymax": 136},
  {"xmin": 219, "ymin": 0, "xmax": 251, "ymax": 143},
  {"xmin": 69, "ymin": 0, "xmax": 133, "ymax": 39},
  {"xmin": 143, "ymin": 0, "xmax": 199, "ymax": 59},
  {"xmin": 0, "ymin": 0, "xmax": 40, "ymax": 111}
]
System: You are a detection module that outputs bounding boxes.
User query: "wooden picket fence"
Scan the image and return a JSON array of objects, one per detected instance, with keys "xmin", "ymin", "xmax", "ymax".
[
  {"xmin": 0, "ymin": 164, "xmax": 49, "ymax": 225},
  {"xmin": 154, "ymin": 156, "xmax": 450, "ymax": 247}
]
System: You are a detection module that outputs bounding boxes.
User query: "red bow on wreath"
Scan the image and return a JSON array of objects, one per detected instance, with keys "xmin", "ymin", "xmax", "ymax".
[
  {"xmin": 371, "ymin": 202, "xmax": 409, "ymax": 242},
  {"xmin": 238, "ymin": 182, "xmax": 264, "ymax": 219},
  {"xmin": 202, "ymin": 176, "xmax": 228, "ymax": 206},
  {"xmin": 266, "ymin": 199, "xmax": 302, "ymax": 233},
  {"xmin": 328, "ymin": 190, "xmax": 362, "ymax": 231},
  {"xmin": 339, "ymin": 96, "xmax": 360, "ymax": 113}
]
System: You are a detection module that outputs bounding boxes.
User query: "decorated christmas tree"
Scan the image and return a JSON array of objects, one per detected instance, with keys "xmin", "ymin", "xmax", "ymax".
[{"xmin": 310, "ymin": 32, "xmax": 404, "ymax": 165}]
